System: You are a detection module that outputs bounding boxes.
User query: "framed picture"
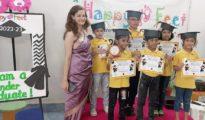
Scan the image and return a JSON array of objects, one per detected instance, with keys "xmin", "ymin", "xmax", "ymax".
[
  {"xmin": 128, "ymin": 38, "xmax": 146, "ymax": 51},
  {"xmin": 158, "ymin": 41, "xmax": 179, "ymax": 56},
  {"xmin": 183, "ymin": 59, "xmax": 205, "ymax": 77},
  {"xmin": 139, "ymin": 55, "xmax": 164, "ymax": 73},
  {"xmin": 110, "ymin": 58, "xmax": 136, "ymax": 78}
]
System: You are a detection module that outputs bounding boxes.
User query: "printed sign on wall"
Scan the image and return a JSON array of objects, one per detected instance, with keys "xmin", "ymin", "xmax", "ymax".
[{"xmin": 0, "ymin": 13, "xmax": 49, "ymax": 102}]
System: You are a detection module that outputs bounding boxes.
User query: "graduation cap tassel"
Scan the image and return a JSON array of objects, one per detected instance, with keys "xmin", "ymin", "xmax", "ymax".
[{"xmin": 153, "ymin": 21, "xmax": 160, "ymax": 28}]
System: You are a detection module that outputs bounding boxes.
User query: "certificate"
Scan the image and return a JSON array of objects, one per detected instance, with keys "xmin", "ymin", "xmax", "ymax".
[
  {"xmin": 139, "ymin": 55, "xmax": 164, "ymax": 73},
  {"xmin": 158, "ymin": 41, "xmax": 179, "ymax": 56},
  {"xmin": 97, "ymin": 44, "xmax": 108, "ymax": 58},
  {"xmin": 183, "ymin": 59, "xmax": 205, "ymax": 77},
  {"xmin": 128, "ymin": 38, "xmax": 146, "ymax": 51},
  {"xmin": 110, "ymin": 58, "xmax": 136, "ymax": 78}
]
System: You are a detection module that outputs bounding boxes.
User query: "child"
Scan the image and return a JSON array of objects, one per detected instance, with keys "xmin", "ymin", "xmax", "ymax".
[
  {"xmin": 126, "ymin": 10, "xmax": 143, "ymax": 115},
  {"xmin": 108, "ymin": 29, "xmax": 132, "ymax": 120},
  {"xmin": 154, "ymin": 22, "xmax": 176, "ymax": 116},
  {"xmin": 173, "ymin": 32, "xmax": 200, "ymax": 120},
  {"xmin": 136, "ymin": 29, "xmax": 165, "ymax": 120},
  {"xmin": 90, "ymin": 22, "xmax": 110, "ymax": 116}
]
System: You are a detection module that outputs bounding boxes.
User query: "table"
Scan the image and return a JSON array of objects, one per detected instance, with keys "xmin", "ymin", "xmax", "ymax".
[{"xmin": 0, "ymin": 101, "xmax": 27, "ymax": 120}]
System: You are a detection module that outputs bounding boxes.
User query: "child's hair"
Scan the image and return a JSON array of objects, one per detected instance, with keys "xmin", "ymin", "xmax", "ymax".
[
  {"xmin": 115, "ymin": 35, "xmax": 130, "ymax": 41},
  {"xmin": 182, "ymin": 37, "xmax": 198, "ymax": 47},
  {"xmin": 143, "ymin": 37, "xmax": 159, "ymax": 41},
  {"xmin": 159, "ymin": 29, "xmax": 174, "ymax": 40}
]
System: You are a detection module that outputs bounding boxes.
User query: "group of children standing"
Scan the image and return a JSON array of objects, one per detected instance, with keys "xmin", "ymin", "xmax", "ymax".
[{"xmin": 89, "ymin": 10, "xmax": 200, "ymax": 120}]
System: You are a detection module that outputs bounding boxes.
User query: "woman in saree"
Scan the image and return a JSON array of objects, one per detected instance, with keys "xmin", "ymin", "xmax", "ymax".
[{"xmin": 61, "ymin": 5, "xmax": 92, "ymax": 120}]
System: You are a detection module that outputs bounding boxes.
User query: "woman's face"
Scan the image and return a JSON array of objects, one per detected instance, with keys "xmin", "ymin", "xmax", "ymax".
[
  {"xmin": 72, "ymin": 10, "xmax": 86, "ymax": 26},
  {"xmin": 162, "ymin": 29, "xmax": 172, "ymax": 41}
]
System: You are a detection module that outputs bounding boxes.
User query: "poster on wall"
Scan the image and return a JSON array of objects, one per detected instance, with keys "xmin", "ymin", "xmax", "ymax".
[{"xmin": 0, "ymin": 13, "xmax": 49, "ymax": 102}]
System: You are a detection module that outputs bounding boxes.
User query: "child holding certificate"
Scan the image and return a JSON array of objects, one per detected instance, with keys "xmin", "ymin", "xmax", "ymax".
[
  {"xmin": 107, "ymin": 29, "xmax": 132, "ymax": 120},
  {"xmin": 136, "ymin": 29, "xmax": 165, "ymax": 120},
  {"xmin": 90, "ymin": 22, "xmax": 110, "ymax": 116},
  {"xmin": 155, "ymin": 22, "xmax": 177, "ymax": 116},
  {"xmin": 126, "ymin": 10, "xmax": 143, "ymax": 115},
  {"xmin": 173, "ymin": 32, "xmax": 200, "ymax": 120}
]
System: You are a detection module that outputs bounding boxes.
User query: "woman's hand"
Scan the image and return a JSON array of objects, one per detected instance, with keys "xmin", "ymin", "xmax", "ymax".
[{"xmin": 61, "ymin": 79, "xmax": 69, "ymax": 92}]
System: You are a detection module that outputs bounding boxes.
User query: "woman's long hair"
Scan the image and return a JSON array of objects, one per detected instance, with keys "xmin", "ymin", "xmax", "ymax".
[{"xmin": 63, "ymin": 5, "xmax": 90, "ymax": 39}]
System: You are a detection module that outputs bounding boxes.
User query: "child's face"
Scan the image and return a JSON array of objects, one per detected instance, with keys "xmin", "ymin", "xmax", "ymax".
[
  {"xmin": 94, "ymin": 28, "xmax": 104, "ymax": 39},
  {"xmin": 146, "ymin": 38, "xmax": 159, "ymax": 50},
  {"xmin": 183, "ymin": 37, "xmax": 196, "ymax": 50},
  {"xmin": 128, "ymin": 17, "xmax": 140, "ymax": 29},
  {"xmin": 162, "ymin": 29, "xmax": 171, "ymax": 41},
  {"xmin": 117, "ymin": 36, "xmax": 129, "ymax": 50}
]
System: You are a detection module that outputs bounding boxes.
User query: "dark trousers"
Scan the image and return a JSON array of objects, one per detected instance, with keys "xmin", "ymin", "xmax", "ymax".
[
  {"xmin": 108, "ymin": 88, "xmax": 127, "ymax": 120},
  {"xmin": 137, "ymin": 74, "xmax": 159, "ymax": 120},
  {"xmin": 174, "ymin": 86, "xmax": 193, "ymax": 112},
  {"xmin": 127, "ymin": 70, "xmax": 140, "ymax": 108},
  {"xmin": 155, "ymin": 76, "xmax": 171, "ymax": 110}
]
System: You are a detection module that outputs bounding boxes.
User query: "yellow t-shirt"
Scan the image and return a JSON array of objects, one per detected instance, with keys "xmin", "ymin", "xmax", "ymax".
[
  {"xmin": 91, "ymin": 38, "xmax": 110, "ymax": 73},
  {"xmin": 140, "ymin": 48, "xmax": 165, "ymax": 77},
  {"xmin": 129, "ymin": 28, "xmax": 143, "ymax": 39},
  {"xmin": 162, "ymin": 58, "xmax": 173, "ymax": 76},
  {"xmin": 109, "ymin": 50, "xmax": 132, "ymax": 88},
  {"xmin": 173, "ymin": 49, "xmax": 199, "ymax": 89}
]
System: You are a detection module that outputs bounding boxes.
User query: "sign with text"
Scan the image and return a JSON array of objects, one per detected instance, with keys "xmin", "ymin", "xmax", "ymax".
[{"xmin": 0, "ymin": 13, "xmax": 49, "ymax": 102}]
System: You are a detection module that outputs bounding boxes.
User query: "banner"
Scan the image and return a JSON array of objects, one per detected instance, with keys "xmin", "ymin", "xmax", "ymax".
[{"xmin": 71, "ymin": 0, "xmax": 191, "ymax": 34}]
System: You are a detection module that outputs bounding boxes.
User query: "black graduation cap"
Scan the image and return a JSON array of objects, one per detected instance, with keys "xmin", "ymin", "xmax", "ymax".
[
  {"xmin": 0, "ymin": 20, "xmax": 26, "ymax": 38},
  {"xmin": 91, "ymin": 22, "xmax": 105, "ymax": 31},
  {"xmin": 179, "ymin": 32, "xmax": 200, "ymax": 40},
  {"xmin": 113, "ymin": 29, "xmax": 131, "ymax": 38},
  {"xmin": 159, "ymin": 21, "xmax": 176, "ymax": 32},
  {"xmin": 142, "ymin": 29, "xmax": 160, "ymax": 40},
  {"xmin": 126, "ymin": 10, "xmax": 142, "ymax": 20}
]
